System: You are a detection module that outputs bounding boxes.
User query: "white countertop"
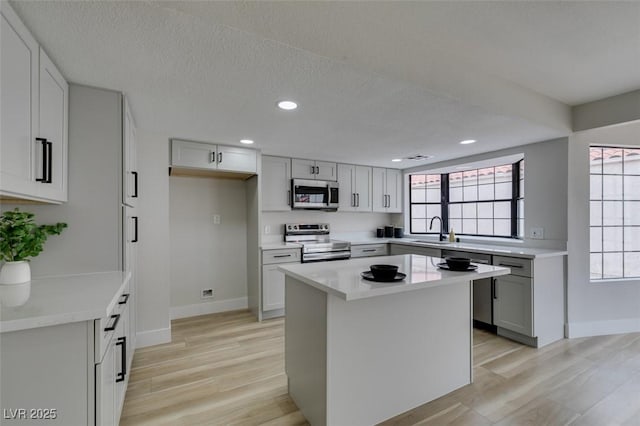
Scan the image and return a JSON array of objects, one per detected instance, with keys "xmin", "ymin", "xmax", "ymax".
[
  {"xmin": 0, "ymin": 271, "xmax": 130, "ymax": 333},
  {"xmin": 260, "ymin": 242, "xmax": 302, "ymax": 250},
  {"xmin": 278, "ymin": 254, "xmax": 510, "ymax": 301}
]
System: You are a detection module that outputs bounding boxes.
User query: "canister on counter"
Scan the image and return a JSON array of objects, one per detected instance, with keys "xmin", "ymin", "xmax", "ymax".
[
  {"xmin": 376, "ymin": 227, "xmax": 384, "ymax": 238},
  {"xmin": 394, "ymin": 227, "xmax": 404, "ymax": 238},
  {"xmin": 384, "ymin": 225, "xmax": 394, "ymax": 238}
]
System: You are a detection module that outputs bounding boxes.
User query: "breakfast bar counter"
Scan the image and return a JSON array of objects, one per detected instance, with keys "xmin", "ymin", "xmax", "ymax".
[{"xmin": 278, "ymin": 254, "xmax": 509, "ymax": 425}]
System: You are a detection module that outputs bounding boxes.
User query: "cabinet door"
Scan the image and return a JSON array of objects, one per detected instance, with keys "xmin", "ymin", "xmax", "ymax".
[
  {"xmin": 37, "ymin": 47, "xmax": 68, "ymax": 202},
  {"xmin": 315, "ymin": 161, "xmax": 337, "ymax": 181},
  {"xmin": 337, "ymin": 164, "xmax": 356, "ymax": 211},
  {"xmin": 371, "ymin": 167, "xmax": 387, "ymax": 212},
  {"xmin": 123, "ymin": 99, "xmax": 138, "ymax": 207},
  {"xmin": 262, "ymin": 264, "xmax": 285, "ymax": 311},
  {"xmin": 354, "ymin": 165, "xmax": 372, "ymax": 212},
  {"xmin": 493, "ymin": 274, "xmax": 533, "ymax": 337},
  {"xmin": 351, "ymin": 244, "xmax": 388, "ymax": 258},
  {"xmin": 217, "ymin": 145, "xmax": 257, "ymax": 173},
  {"xmin": 291, "ymin": 158, "xmax": 316, "ymax": 179},
  {"xmin": 171, "ymin": 140, "xmax": 217, "ymax": 169},
  {"xmin": 0, "ymin": 2, "xmax": 39, "ymax": 198},
  {"xmin": 262, "ymin": 156, "xmax": 291, "ymax": 211},
  {"xmin": 96, "ymin": 337, "xmax": 117, "ymax": 426},
  {"xmin": 385, "ymin": 168, "xmax": 402, "ymax": 213}
]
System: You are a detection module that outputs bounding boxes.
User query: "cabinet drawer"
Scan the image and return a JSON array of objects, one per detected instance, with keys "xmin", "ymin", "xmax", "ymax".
[
  {"xmin": 352, "ymin": 244, "xmax": 388, "ymax": 258},
  {"xmin": 262, "ymin": 248, "xmax": 301, "ymax": 265},
  {"xmin": 493, "ymin": 255, "xmax": 532, "ymax": 277}
]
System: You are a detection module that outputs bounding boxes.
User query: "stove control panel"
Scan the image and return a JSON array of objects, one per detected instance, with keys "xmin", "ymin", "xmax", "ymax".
[{"xmin": 284, "ymin": 223, "xmax": 330, "ymax": 235}]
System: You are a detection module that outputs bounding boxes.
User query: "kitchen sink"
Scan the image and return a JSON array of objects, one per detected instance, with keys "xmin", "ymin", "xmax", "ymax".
[{"xmin": 410, "ymin": 239, "xmax": 452, "ymax": 245}]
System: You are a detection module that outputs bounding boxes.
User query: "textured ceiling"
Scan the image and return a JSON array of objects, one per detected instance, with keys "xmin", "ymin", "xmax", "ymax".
[{"xmin": 10, "ymin": 1, "xmax": 640, "ymax": 169}]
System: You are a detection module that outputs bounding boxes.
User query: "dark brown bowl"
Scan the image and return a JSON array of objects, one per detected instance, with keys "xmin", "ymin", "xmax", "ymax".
[
  {"xmin": 370, "ymin": 264, "xmax": 399, "ymax": 280},
  {"xmin": 445, "ymin": 257, "xmax": 471, "ymax": 270}
]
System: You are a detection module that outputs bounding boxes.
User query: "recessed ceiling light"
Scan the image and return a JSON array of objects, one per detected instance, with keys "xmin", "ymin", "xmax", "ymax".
[
  {"xmin": 277, "ymin": 100, "xmax": 298, "ymax": 110},
  {"xmin": 391, "ymin": 158, "xmax": 402, "ymax": 162},
  {"xmin": 240, "ymin": 139, "xmax": 254, "ymax": 145},
  {"xmin": 460, "ymin": 139, "xmax": 476, "ymax": 145}
]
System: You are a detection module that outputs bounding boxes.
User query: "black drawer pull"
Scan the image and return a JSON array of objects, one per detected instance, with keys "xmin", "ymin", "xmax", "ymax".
[
  {"xmin": 132, "ymin": 216, "xmax": 139, "ymax": 243},
  {"xmin": 35, "ymin": 138, "xmax": 48, "ymax": 183},
  {"xmin": 119, "ymin": 293, "xmax": 130, "ymax": 305},
  {"xmin": 499, "ymin": 263, "xmax": 523, "ymax": 269},
  {"xmin": 116, "ymin": 336, "xmax": 127, "ymax": 382},
  {"xmin": 132, "ymin": 171, "xmax": 138, "ymax": 198},
  {"xmin": 273, "ymin": 254, "xmax": 293, "ymax": 258},
  {"xmin": 362, "ymin": 249, "xmax": 376, "ymax": 252},
  {"xmin": 104, "ymin": 314, "xmax": 121, "ymax": 332}
]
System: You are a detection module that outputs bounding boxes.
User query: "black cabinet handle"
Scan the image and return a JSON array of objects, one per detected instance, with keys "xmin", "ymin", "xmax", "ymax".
[
  {"xmin": 210, "ymin": 151, "xmax": 215, "ymax": 163},
  {"xmin": 273, "ymin": 254, "xmax": 293, "ymax": 258},
  {"xmin": 362, "ymin": 249, "xmax": 376, "ymax": 253},
  {"xmin": 493, "ymin": 279, "xmax": 497, "ymax": 299},
  {"xmin": 104, "ymin": 314, "xmax": 121, "ymax": 332},
  {"xmin": 132, "ymin": 171, "xmax": 138, "ymax": 198},
  {"xmin": 356, "ymin": 193, "xmax": 360, "ymax": 207},
  {"xmin": 132, "ymin": 217, "xmax": 139, "ymax": 243},
  {"xmin": 315, "ymin": 166, "xmax": 320, "ymax": 175},
  {"xmin": 218, "ymin": 152, "xmax": 223, "ymax": 164},
  {"xmin": 116, "ymin": 336, "xmax": 127, "ymax": 382},
  {"xmin": 35, "ymin": 138, "xmax": 48, "ymax": 182},
  {"xmin": 310, "ymin": 165, "xmax": 315, "ymax": 175},
  {"xmin": 119, "ymin": 293, "xmax": 130, "ymax": 305},
  {"xmin": 499, "ymin": 263, "xmax": 523, "ymax": 269},
  {"xmin": 287, "ymin": 190, "xmax": 291, "ymax": 206},
  {"xmin": 46, "ymin": 141, "xmax": 53, "ymax": 183}
]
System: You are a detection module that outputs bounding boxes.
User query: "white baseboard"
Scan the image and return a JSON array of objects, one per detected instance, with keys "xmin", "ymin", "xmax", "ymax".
[
  {"xmin": 170, "ymin": 297, "xmax": 248, "ymax": 320},
  {"xmin": 136, "ymin": 327, "xmax": 171, "ymax": 348},
  {"xmin": 566, "ymin": 318, "xmax": 640, "ymax": 338}
]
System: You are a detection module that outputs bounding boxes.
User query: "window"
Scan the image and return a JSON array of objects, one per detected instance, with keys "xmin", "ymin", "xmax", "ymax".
[
  {"xmin": 409, "ymin": 160, "xmax": 523, "ymax": 238},
  {"xmin": 589, "ymin": 146, "xmax": 640, "ymax": 280}
]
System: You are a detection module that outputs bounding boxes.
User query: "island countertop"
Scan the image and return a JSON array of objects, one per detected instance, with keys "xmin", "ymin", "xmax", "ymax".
[
  {"xmin": 278, "ymin": 254, "xmax": 510, "ymax": 301},
  {"xmin": 0, "ymin": 271, "xmax": 130, "ymax": 333}
]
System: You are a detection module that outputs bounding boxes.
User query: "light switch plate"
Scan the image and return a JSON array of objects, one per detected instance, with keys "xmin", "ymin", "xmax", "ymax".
[{"xmin": 530, "ymin": 227, "xmax": 544, "ymax": 239}]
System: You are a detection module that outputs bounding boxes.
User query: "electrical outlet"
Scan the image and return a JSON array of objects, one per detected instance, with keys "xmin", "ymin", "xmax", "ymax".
[
  {"xmin": 213, "ymin": 214, "xmax": 221, "ymax": 225},
  {"xmin": 264, "ymin": 225, "xmax": 271, "ymax": 234},
  {"xmin": 530, "ymin": 227, "xmax": 544, "ymax": 239},
  {"xmin": 201, "ymin": 288, "xmax": 214, "ymax": 299}
]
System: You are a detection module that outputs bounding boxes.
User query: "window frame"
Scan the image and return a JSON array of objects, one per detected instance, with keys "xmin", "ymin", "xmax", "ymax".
[{"xmin": 409, "ymin": 159, "xmax": 523, "ymax": 239}]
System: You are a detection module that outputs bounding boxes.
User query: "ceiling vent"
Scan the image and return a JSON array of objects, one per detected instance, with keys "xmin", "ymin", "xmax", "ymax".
[{"xmin": 405, "ymin": 154, "xmax": 433, "ymax": 161}]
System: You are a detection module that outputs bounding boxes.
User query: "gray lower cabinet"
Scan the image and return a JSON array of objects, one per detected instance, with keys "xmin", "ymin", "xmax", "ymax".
[
  {"xmin": 493, "ymin": 274, "xmax": 533, "ymax": 336},
  {"xmin": 261, "ymin": 248, "xmax": 301, "ymax": 316},
  {"xmin": 351, "ymin": 243, "xmax": 388, "ymax": 258}
]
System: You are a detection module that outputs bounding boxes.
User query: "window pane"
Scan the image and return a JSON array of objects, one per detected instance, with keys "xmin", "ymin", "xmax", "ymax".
[
  {"xmin": 478, "ymin": 203, "xmax": 493, "ymax": 218},
  {"xmin": 410, "ymin": 175, "xmax": 426, "ymax": 185},
  {"xmin": 603, "ymin": 227, "xmax": 623, "ymax": 252},
  {"xmin": 590, "ymin": 253, "xmax": 603, "ymax": 280},
  {"xmin": 602, "ymin": 175, "xmax": 623, "ymax": 200},
  {"xmin": 590, "ymin": 201, "xmax": 602, "ymax": 226},
  {"xmin": 449, "ymin": 172, "xmax": 463, "ymax": 187},
  {"xmin": 478, "ymin": 168, "xmax": 494, "ymax": 184},
  {"xmin": 478, "ymin": 184, "xmax": 494, "ymax": 201},
  {"xmin": 624, "ymin": 252, "xmax": 640, "ymax": 278},
  {"xmin": 411, "ymin": 219, "xmax": 427, "ymax": 233},
  {"xmin": 590, "ymin": 148, "xmax": 603, "ymax": 174},
  {"xmin": 602, "ymin": 148, "xmax": 623, "ymax": 174},
  {"xmin": 450, "ymin": 187, "xmax": 463, "ymax": 202},
  {"xmin": 411, "ymin": 205, "xmax": 427, "ymax": 218},
  {"xmin": 517, "ymin": 199, "xmax": 524, "ymax": 219},
  {"xmin": 495, "ymin": 165, "xmax": 512, "ymax": 183},
  {"xmin": 426, "ymin": 188, "xmax": 441, "ymax": 203},
  {"xmin": 624, "ymin": 202, "xmax": 640, "ymax": 225},
  {"xmin": 449, "ymin": 204, "xmax": 462, "ymax": 219},
  {"xmin": 623, "ymin": 227, "xmax": 640, "ymax": 251},
  {"xmin": 449, "ymin": 219, "xmax": 462, "ymax": 234},
  {"xmin": 623, "ymin": 176, "xmax": 640, "ymax": 200},
  {"xmin": 603, "ymin": 252, "xmax": 623, "ymax": 279},
  {"xmin": 603, "ymin": 201, "xmax": 623, "ymax": 226},
  {"xmin": 624, "ymin": 149, "xmax": 640, "ymax": 174},
  {"xmin": 590, "ymin": 227, "xmax": 602, "ymax": 253},
  {"xmin": 478, "ymin": 219, "xmax": 493, "ymax": 235},
  {"xmin": 518, "ymin": 219, "xmax": 524, "ymax": 237},
  {"xmin": 411, "ymin": 189, "xmax": 426, "ymax": 203},
  {"xmin": 426, "ymin": 204, "xmax": 442, "ymax": 219},
  {"xmin": 463, "ymin": 169, "xmax": 478, "ymax": 186},
  {"xmin": 519, "ymin": 179, "xmax": 524, "ymax": 197},
  {"xmin": 463, "ymin": 185, "xmax": 478, "ymax": 201},
  {"xmin": 495, "ymin": 201, "xmax": 511, "ymax": 218},
  {"xmin": 494, "ymin": 219, "xmax": 511, "ymax": 236},
  {"xmin": 495, "ymin": 182, "xmax": 511, "ymax": 199},
  {"xmin": 462, "ymin": 219, "xmax": 477, "ymax": 234},
  {"xmin": 590, "ymin": 175, "xmax": 602, "ymax": 200},
  {"xmin": 462, "ymin": 203, "xmax": 477, "ymax": 218}
]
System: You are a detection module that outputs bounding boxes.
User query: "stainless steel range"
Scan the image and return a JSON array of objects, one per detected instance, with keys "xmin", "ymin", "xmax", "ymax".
[{"xmin": 284, "ymin": 223, "xmax": 351, "ymax": 263}]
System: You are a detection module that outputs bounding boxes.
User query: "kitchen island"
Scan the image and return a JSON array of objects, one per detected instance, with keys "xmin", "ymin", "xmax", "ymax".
[{"xmin": 279, "ymin": 254, "xmax": 510, "ymax": 425}]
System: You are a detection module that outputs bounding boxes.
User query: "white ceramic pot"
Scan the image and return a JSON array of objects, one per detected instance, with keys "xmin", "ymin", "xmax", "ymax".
[
  {"xmin": 0, "ymin": 261, "xmax": 31, "ymax": 285},
  {"xmin": 0, "ymin": 281, "xmax": 31, "ymax": 307}
]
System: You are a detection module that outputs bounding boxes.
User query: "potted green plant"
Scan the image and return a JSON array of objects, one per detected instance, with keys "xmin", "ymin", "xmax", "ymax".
[{"xmin": 0, "ymin": 208, "xmax": 67, "ymax": 285}]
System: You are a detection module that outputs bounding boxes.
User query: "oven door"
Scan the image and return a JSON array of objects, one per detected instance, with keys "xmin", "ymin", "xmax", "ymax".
[{"xmin": 292, "ymin": 179, "xmax": 336, "ymax": 210}]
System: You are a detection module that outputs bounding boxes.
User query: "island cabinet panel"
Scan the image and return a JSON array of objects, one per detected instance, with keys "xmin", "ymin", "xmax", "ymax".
[
  {"xmin": 493, "ymin": 274, "xmax": 533, "ymax": 337},
  {"xmin": 390, "ymin": 243, "xmax": 441, "ymax": 258},
  {"xmin": 351, "ymin": 243, "xmax": 388, "ymax": 258}
]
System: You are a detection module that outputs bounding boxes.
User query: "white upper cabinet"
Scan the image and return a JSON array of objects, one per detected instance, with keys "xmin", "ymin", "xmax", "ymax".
[
  {"xmin": 372, "ymin": 168, "xmax": 402, "ymax": 213},
  {"xmin": 0, "ymin": 2, "xmax": 68, "ymax": 203},
  {"xmin": 123, "ymin": 99, "xmax": 138, "ymax": 207},
  {"xmin": 170, "ymin": 139, "xmax": 257, "ymax": 174},
  {"xmin": 291, "ymin": 158, "xmax": 337, "ymax": 181},
  {"xmin": 262, "ymin": 156, "xmax": 292, "ymax": 211},
  {"xmin": 337, "ymin": 164, "xmax": 372, "ymax": 212}
]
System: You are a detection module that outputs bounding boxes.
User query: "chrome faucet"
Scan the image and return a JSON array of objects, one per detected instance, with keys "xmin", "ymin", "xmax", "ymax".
[{"xmin": 429, "ymin": 216, "xmax": 445, "ymax": 241}]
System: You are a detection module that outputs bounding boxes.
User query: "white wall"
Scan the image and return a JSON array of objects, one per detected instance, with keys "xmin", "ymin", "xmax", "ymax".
[
  {"xmin": 403, "ymin": 137, "xmax": 568, "ymax": 250},
  {"xmin": 567, "ymin": 120, "xmax": 640, "ymax": 338},
  {"xmin": 135, "ymin": 129, "xmax": 171, "ymax": 346},
  {"xmin": 169, "ymin": 176, "xmax": 248, "ymax": 318}
]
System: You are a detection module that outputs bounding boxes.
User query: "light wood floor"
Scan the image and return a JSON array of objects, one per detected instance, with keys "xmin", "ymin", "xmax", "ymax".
[{"xmin": 121, "ymin": 310, "xmax": 640, "ymax": 425}]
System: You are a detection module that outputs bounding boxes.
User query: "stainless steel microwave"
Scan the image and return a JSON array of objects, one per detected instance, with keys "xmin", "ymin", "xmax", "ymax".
[{"xmin": 291, "ymin": 179, "xmax": 339, "ymax": 211}]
